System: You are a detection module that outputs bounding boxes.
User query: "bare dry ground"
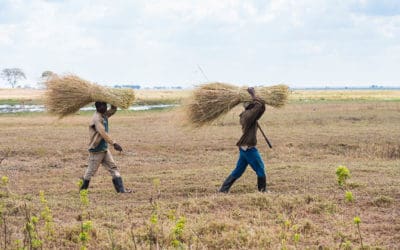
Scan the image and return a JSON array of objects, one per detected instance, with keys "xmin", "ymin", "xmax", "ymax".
[
  {"xmin": 0, "ymin": 88, "xmax": 45, "ymax": 100},
  {"xmin": 0, "ymin": 97, "xmax": 399, "ymax": 249}
]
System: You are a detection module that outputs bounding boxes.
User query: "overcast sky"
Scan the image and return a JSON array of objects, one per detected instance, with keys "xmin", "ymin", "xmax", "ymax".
[{"xmin": 1, "ymin": 0, "xmax": 400, "ymax": 88}]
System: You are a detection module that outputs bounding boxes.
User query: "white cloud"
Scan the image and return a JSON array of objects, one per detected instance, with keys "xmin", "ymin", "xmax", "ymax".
[
  {"xmin": 0, "ymin": 0, "xmax": 400, "ymax": 87},
  {"xmin": 142, "ymin": 0, "xmax": 242, "ymax": 23},
  {"xmin": 0, "ymin": 24, "xmax": 15, "ymax": 45}
]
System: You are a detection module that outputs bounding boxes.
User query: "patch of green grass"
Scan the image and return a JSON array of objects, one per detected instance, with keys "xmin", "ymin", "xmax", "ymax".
[{"xmin": 0, "ymin": 99, "xmax": 43, "ymax": 105}]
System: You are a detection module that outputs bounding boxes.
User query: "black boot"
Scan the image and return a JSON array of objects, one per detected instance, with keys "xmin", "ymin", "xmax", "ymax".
[
  {"xmin": 257, "ymin": 176, "xmax": 267, "ymax": 192},
  {"xmin": 112, "ymin": 177, "xmax": 132, "ymax": 193},
  {"xmin": 219, "ymin": 175, "xmax": 237, "ymax": 193},
  {"xmin": 79, "ymin": 177, "xmax": 90, "ymax": 191},
  {"xmin": 80, "ymin": 179, "xmax": 90, "ymax": 191}
]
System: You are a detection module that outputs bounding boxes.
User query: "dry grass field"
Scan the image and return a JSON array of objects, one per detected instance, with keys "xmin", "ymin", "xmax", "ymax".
[
  {"xmin": 0, "ymin": 88, "xmax": 45, "ymax": 100},
  {"xmin": 290, "ymin": 89, "xmax": 400, "ymax": 102},
  {"xmin": 0, "ymin": 90, "xmax": 400, "ymax": 249}
]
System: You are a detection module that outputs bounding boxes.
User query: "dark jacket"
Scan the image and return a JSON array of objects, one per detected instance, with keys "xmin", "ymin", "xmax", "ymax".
[{"xmin": 236, "ymin": 97, "xmax": 266, "ymax": 147}]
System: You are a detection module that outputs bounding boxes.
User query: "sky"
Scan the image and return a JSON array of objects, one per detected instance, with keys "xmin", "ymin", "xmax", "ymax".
[{"xmin": 0, "ymin": 0, "xmax": 400, "ymax": 88}]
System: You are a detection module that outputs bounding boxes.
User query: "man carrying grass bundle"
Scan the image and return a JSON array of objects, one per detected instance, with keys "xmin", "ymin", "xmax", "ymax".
[
  {"xmin": 219, "ymin": 87, "xmax": 267, "ymax": 193},
  {"xmin": 80, "ymin": 102, "xmax": 132, "ymax": 193}
]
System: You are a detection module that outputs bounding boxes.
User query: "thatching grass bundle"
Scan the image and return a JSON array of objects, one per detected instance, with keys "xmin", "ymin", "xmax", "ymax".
[
  {"xmin": 45, "ymin": 74, "xmax": 135, "ymax": 117},
  {"xmin": 187, "ymin": 82, "xmax": 289, "ymax": 126}
]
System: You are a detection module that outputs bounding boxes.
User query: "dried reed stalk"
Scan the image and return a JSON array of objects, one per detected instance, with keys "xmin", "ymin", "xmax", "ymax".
[
  {"xmin": 45, "ymin": 74, "xmax": 135, "ymax": 117},
  {"xmin": 187, "ymin": 82, "xmax": 289, "ymax": 126}
]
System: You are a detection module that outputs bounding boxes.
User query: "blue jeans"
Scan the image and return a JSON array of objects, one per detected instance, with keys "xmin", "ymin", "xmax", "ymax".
[{"xmin": 230, "ymin": 147, "xmax": 266, "ymax": 178}]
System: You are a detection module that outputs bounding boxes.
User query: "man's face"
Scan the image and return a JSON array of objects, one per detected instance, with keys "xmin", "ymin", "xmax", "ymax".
[{"xmin": 96, "ymin": 102, "xmax": 107, "ymax": 114}]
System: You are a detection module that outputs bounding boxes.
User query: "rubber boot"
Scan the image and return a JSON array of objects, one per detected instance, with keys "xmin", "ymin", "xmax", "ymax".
[
  {"xmin": 219, "ymin": 175, "xmax": 237, "ymax": 193},
  {"xmin": 80, "ymin": 179, "xmax": 90, "ymax": 191},
  {"xmin": 257, "ymin": 176, "xmax": 267, "ymax": 192},
  {"xmin": 112, "ymin": 177, "xmax": 132, "ymax": 193}
]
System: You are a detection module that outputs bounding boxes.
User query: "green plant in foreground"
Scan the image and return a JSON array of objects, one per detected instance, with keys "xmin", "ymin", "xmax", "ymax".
[
  {"xmin": 39, "ymin": 191, "xmax": 55, "ymax": 242},
  {"xmin": 345, "ymin": 191, "xmax": 354, "ymax": 202},
  {"xmin": 1, "ymin": 176, "xmax": 8, "ymax": 185},
  {"xmin": 79, "ymin": 189, "xmax": 92, "ymax": 250},
  {"xmin": 0, "ymin": 204, "xmax": 8, "ymax": 250},
  {"xmin": 294, "ymin": 233, "xmax": 300, "ymax": 247},
  {"xmin": 77, "ymin": 179, "xmax": 83, "ymax": 189},
  {"xmin": 337, "ymin": 232, "xmax": 352, "ymax": 249},
  {"xmin": 353, "ymin": 216, "xmax": 364, "ymax": 249},
  {"xmin": 336, "ymin": 165, "xmax": 351, "ymax": 186},
  {"xmin": 79, "ymin": 221, "xmax": 93, "ymax": 250},
  {"xmin": 80, "ymin": 189, "xmax": 90, "ymax": 208},
  {"xmin": 23, "ymin": 204, "xmax": 42, "ymax": 250},
  {"xmin": 14, "ymin": 239, "xmax": 23, "ymax": 249},
  {"xmin": 342, "ymin": 240, "xmax": 352, "ymax": 250},
  {"xmin": 148, "ymin": 178, "xmax": 161, "ymax": 248},
  {"xmin": 171, "ymin": 216, "xmax": 186, "ymax": 248},
  {"xmin": 278, "ymin": 216, "xmax": 301, "ymax": 249},
  {"xmin": 281, "ymin": 238, "xmax": 287, "ymax": 250},
  {"xmin": 0, "ymin": 176, "xmax": 12, "ymax": 249},
  {"xmin": 1, "ymin": 176, "xmax": 10, "ymax": 197}
]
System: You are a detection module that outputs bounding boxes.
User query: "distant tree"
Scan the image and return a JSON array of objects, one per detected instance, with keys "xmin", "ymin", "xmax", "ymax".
[
  {"xmin": 1, "ymin": 68, "xmax": 26, "ymax": 88},
  {"xmin": 41, "ymin": 70, "xmax": 54, "ymax": 79},
  {"xmin": 38, "ymin": 70, "xmax": 56, "ymax": 89}
]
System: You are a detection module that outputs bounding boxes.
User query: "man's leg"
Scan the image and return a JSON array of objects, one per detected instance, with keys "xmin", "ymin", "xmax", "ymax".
[
  {"xmin": 102, "ymin": 151, "xmax": 132, "ymax": 193},
  {"xmin": 219, "ymin": 149, "xmax": 248, "ymax": 193},
  {"xmin": 247, "ymin": 148, "xmax": 267, "ymax": 192},
  {"xmin": 81, "ymin": 152, "xmax": 104, "ymax": 190}
]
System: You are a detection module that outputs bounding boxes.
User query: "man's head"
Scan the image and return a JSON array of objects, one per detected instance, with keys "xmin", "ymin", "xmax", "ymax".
[{"xmin": 95, "ymin": 102, "xmax": 107, "ymax": 114}]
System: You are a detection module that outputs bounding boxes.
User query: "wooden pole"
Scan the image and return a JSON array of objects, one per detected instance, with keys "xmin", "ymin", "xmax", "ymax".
[{"xmin": 257, "ymin": 122, "xmax": 272, "ymax": 148}]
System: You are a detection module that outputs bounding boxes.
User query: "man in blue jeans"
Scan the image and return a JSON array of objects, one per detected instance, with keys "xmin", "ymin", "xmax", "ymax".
[{"xmin": 219, "ymin": 87, "xmax": 267, "ymax": 193}]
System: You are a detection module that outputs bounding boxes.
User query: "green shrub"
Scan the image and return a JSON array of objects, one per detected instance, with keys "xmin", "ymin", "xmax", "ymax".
[
  {"xmin": 345, "ymin": 191, "xmax": 354, "ymax": 202},
  {"xmin": 336, "ymin": 165, "xmax": 351, "ymax": 186}
]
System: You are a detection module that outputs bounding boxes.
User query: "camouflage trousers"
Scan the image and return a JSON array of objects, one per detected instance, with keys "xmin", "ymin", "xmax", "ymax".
[{"xmin": 83, "ymin": 151, "xmax": 121, "ymax": 180}]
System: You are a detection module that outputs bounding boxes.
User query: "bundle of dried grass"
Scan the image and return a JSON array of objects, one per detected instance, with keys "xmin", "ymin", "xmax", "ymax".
[
  {"xmin": 45, "ymin": 74, "xmax": 135, "ymax": 117},
  {"xmin": 187, "ymin": 82, "xmax": 289, "ymax": 126}
]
